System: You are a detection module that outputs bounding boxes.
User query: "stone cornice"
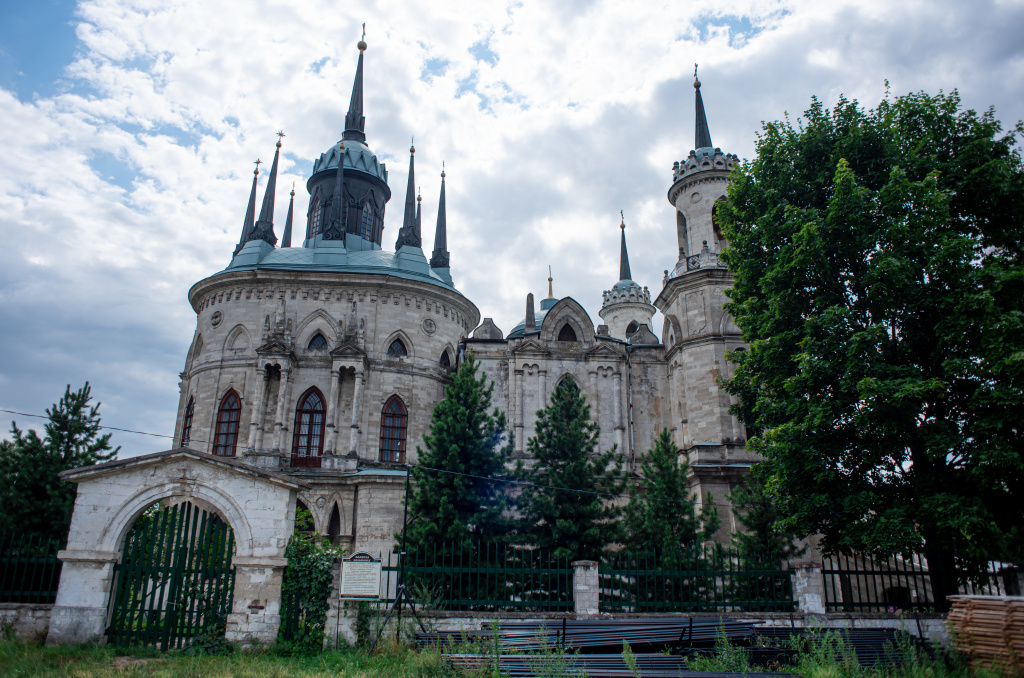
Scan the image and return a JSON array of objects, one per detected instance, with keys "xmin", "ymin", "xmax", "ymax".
[{"xmin": 654, "ymin": 268, "xmax": 734, "ymax": 312}]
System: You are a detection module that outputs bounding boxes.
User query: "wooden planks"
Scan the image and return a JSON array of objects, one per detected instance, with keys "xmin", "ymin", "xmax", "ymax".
[{"xmin": 948, "ymin": 595, "xmax": 1024, "ymax": 671}]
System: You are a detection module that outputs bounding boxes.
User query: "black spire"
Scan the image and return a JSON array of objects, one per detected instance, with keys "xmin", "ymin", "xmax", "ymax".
[
  {"xmin": 395, "ymin": 144, "xmax": 421, "ymax": 249},
  {"xmin": 619, "ymin": 211, "xmax": 632, "ymax": 281},
  {"xmin": 429, "ymin": 166, "xmax": 450, "ymax": 268},
  {"xmin": 343, "ymin": 29, "xmax": 367, "ymax": 143},
  {"xmin": 416, "ymin": 188, "xmax": 422, "ymax": 233},
  {"xmin": 281, "ymin": 183, "xmax": 295, "ymax": 248},
  {"xmin": 322, "ymin": 140, "xmax": 347, "ymax": 241},
  {"xmin": 234, "ymin": 159, "xmax": 260, "ymax": 255},
  {"xmin": 694, "ymin": 64, "xmax": 713, "ymax": 150},
  {"xmin": 251, "ymin": 133, "xmax": 283, "ymax": 246}
]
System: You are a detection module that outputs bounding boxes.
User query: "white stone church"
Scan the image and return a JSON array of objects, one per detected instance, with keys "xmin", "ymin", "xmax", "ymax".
[{"xmin": 173, "ymin": 38, "xmax": 756, "ymax": 558}]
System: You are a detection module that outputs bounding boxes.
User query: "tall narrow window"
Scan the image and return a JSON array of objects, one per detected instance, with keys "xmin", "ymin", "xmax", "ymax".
[
  {"xmin": 291, "ymin": 388, "xmax": 325, "ymax": 468},
  {"xmin": 388, "ymin": 338, "xmax": 408, "ymax": 357},
  {"xmin": 360, "ymin": 203, "xmax": 375, "ymax": 239},
  {"xmin": 213, "ymin": 390, "xmax": 241, "ymax": 457},
  {"xmin": 439, "ymin": 350, "xmax": 451, "ymax": 371},
  {"xmin": 379, "ymin": 396, "xmax": 408, "ymax": 463},
  {"xmin": 308, "ymin": 197, "xmax": 321, "ymax": 240},
  {"xmin": 557, "ymin": 323, "xmax": 578, "ymax": 342},
  {"xmin": 328, "ymin": 502, "xmax": 341, "ymax": 539},
  {"xmin": 179, "ymin": 396, "xmax": 194, "ymax": 448},
  {"xmin": 307, "ymin": 333, "xmax": 328, "ymax": 350}
]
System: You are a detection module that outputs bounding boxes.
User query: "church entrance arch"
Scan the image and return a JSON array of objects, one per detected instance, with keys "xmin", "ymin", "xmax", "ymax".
[{"xmin": 106, "ymin": 500, "xmax": 236, "ymax": 650}]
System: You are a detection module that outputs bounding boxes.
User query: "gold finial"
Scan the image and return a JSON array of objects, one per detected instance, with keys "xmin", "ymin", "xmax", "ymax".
[
  {"xmin": 694, "ymin": 63, "xmax": 701, "ymax": 89},
  {"xmin": 290, "ymin": 181, "xmax": 295, "ymax": 197},
  {"xmin": 410, "ymin": 137, "xmax": 415, "ymax": 154},
  {"xmin": 441, "ymin": 160, "xmax": 446, "ymax": 179},
  {"xmin": 417, "ymin": 186, "xmax": 422, "ymax": 203},
  {"xmin": 253, "ymin": 158, "xmax": 262, "ymax": 175},
  {"xmin": 547, "ymin": 265, "xmax": 553, "ymax": 298},
  {"xmin": 620, "ymin": 209, "xmax": 626, "ymax": 230},
  {"xmin": 358, "ymin": 23, "xmax": 367, "ymax": 52},
  {"xmin": 276, "ymin": 130, "xmax": 285, "ymax": 148}
]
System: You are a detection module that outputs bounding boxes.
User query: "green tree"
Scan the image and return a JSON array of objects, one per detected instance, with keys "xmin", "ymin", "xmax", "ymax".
[
  {"xmin": 719, "ymin": 89, "xmax": 1024, "ymax": 608},
  {"xmin": 0, "ymin": 382, "xmax": 119, "ymax": 537},
  {"xmin": 624, "ymin": 428, "xmax": 719, "ymax": 551},
  {"xmin": 402, "ymin": 352, "xmax": 514, "ymax": 551},
  {"xmin": 516, "ymin": 380, "xmax": 626, "ymax": 561},
  {"xmin": 726, "ymin": 464, "xmax": 804, "ymax": 561}
]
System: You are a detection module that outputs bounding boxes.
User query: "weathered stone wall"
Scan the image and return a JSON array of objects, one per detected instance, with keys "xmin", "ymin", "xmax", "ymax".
[{"xmin": 0, "ymin": 604, "xmax": 52, "ymax": 642}]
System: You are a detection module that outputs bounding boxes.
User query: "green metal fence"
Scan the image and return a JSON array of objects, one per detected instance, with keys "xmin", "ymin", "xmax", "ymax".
[
  {"xmin": 381, "ymin": 542, "xmax": 574, "ymax": 612},
  {"xmin": 0, "ymin": 531, "xmax": 64, "ymax": 604},
  {"xmin": 600, "ymin": 546, "xmax": 795, "ymax": 613}
]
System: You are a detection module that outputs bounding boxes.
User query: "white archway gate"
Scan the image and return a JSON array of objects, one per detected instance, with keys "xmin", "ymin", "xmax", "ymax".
[{"xmin": 46, "ymin": 448, "xmax": 307, "ymax": 646}]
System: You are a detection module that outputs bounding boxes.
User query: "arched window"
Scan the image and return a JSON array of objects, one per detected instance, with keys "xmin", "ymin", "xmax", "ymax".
[
  {"xmin": 295, "ymin": 499, "xmax": 315, "ymax": 533},
  {"xmin": 625, "ymin": 321, "xmax": 639, "ymax": 337},
  {"xmin": 557, "ymin": 376, "xmax": 579, "ymax": 395},
  {"xmin": 379, "ymin": 396, "xmax": 408, "ymax": 463},
  {"xmin": 213, "ymin": 390, "xmax": 241, "ymax": 457},
  {"xmin": 439, "ymin": 350, "xmax": 452, "ymax": 371},
  {"xmin": 179, "ymin": 396, "xmax": 194, "ymax": 448},
  {"xmin": 677, "ymin": 210, "xmax": 688, "ymax": 258},
  {"xmin": 291, "ymin": 388, "xmax": 325, "ymax": 468},
  {"xmin": 328, "ymin": 502, "xmax": 341, "ymax": 539},
  {"xmin": 359, "ymin": 203, "xmax": 375, "ymax": 239},
  {"xmin": 557, "ymin": 323, "xmax": 578, "ymax": 342},
  {"xmin": 308, "ymin": 197, "xmax": 321, "ymax": 240},
  {"xmin": 712, "ymin": 199, "xmax": 727, "ymax": 246},
  {"xmin": 307, "ymin": 333, "xmax": 328, "ymax": 351},
  {"xmin": 388, "ymin": 338, "xmax": 408, "ymax": 358}
]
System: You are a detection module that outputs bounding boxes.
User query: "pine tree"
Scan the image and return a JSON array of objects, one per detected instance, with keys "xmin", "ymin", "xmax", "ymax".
[
  {"xmin": 624, "ymin": 428, "xmax": 719, "ymax": 552},
  {"xmin": 401, "ymin": 352, "xmax": 513, "ymax": 552},
  {"xmin": 726, "ymin": 464, "xmax": 804, "ymax": 561},
  {"xmin": 0, "ymin": 382, "xmax": 119, "ymax": 537},
  {"xmin": 516, "ymin": 380, "xmax": 626, "ymax": 561}
]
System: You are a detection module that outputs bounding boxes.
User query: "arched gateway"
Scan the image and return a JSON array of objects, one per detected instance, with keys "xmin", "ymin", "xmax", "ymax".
[{"xmin": 46, "ymin": 448, "xmax": 307, "ymax": 646}]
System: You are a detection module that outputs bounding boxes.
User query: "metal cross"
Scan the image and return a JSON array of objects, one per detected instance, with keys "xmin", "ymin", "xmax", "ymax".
[
  {"xmin": 254, "ymin": 158, "xmax": 262, "ymax": 174},
  {"xmin": 276, "ymin": 130, "xmax": 286, "ymax": 141}
]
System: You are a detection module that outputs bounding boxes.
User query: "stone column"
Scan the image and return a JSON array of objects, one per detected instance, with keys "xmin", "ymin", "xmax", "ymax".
[
  {"xmin": 667, "ymin": 365, "xmax": 679, "ymax": 447},
  {"xmin": 225, "ymin": 556, "xmax": 288, "ymax": 645},
  {"xmin": 324, "ymin": 367, "xmax": 341, "ymax": 455},
  {"xmin": 252, "ymin": 367, "xmax": 270, "ymax": 452},
  {"xmin": 514, "ymin": 368, "xmax": 524, "ymax": 453},
  {"xmin": 790, "ymin": 563, "xmax": 826, "ymax": 615},
  {"xmin": 272, "ymin": 368, "xmax": 292, "ymax": 452},
  {"xmin": 572, "ymin": 560, "xmax": 600, "ymax": 618},
  {"xmin": 613, "ymin": 370, "xmax": 624, "ymax": 450},
  {"xmin": 349, "ymin": 370, "xmax": 364, "ymax": 454},
  {"xmin": 588, "ymin": 370, "xmax": 598, "ymax": 412},
  {"xmin": 46, "ymin": 550, "xmax": 118, "ymax": 645},
  {"xmin": 538, "ymin": 369, "xmax": 547, "ymax": 410}
]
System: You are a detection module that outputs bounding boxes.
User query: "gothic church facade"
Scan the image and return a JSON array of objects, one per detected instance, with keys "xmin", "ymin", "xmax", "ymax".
[{"xmin": 173, "ymin": 40, "xmax": 756, "ymax": 556}]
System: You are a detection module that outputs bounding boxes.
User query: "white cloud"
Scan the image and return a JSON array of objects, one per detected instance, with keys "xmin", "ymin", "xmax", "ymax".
[{"xmin": 1, "ymin": 0, "xmax": 1022, "ymax": 454}]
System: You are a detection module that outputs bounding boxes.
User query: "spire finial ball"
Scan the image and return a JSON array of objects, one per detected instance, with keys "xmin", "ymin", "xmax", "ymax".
[
  {"xmin": 694, "ymin": 78, "xmax": 701, "ymax": 89},
  {"xmin": 358, "ymin": 40, "xmax": 367, "ymax": 52}
]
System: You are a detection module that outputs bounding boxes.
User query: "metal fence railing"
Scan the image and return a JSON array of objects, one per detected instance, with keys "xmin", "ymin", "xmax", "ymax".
[
  {"xmin": 0, "ymin": 531, "xmax": 64, "ymax": 605},
  {"xmin": 600, "ymin": 546, "xmax": 794, "ymax": 613},
  {"xmin": 821, "ymin": 553, "xmax": 1011, "ymax": 612}
]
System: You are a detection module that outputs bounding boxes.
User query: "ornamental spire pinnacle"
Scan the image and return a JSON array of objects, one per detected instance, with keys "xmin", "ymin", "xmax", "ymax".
[
  {"xmin": 281, "ymin": 182, "xmax": 295, "ymax": 248},
  {"xmin": 234, "ymin": 160, "xmax": 260, "ymax": 255},
  {"xmin": 251, "ymin": 133, "xmax": 283, "ymax": 247},
  {"xmin": 343, "ymin": 28, "xmax": 367, "ymax": 143},
  {"xmin": 323, "ymin": 141, "xmax": 347, "ymax": 241},
  {"xmin": 429, "ymin": 164, "xmax": 449, "ymax": 269},
  {"xmin": 547, "ymin": 265, "xmax": 554, "ymax": 298},
  {"xmin": 395, "ymin": 143, "xmax": 421, "ymax": 249},
  {"xmin": 694, "ymin": 64, "xmax": 713, "ymax": 150},
  {"xmin": 619, "ymin": 210, "xmax": 632, "ymax": 281}
]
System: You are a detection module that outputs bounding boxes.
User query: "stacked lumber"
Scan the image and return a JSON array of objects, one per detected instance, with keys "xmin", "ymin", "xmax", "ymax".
[{"xmin": 948, "ymin": 595, "xmax": 1024, "ymax": 671}]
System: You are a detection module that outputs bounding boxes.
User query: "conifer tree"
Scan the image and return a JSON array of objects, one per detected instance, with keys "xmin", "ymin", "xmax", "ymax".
[
  {"xmin": 625, "ymin": 428, "xmax": 719, "ymax": 552},
  {"xmin": 725, "ymin": 464, "xmax": 804, "ymax": 561},
  {"xmin": 516, "ymin": 380, "xmax": 626, "ymax": 561},
  {"xmin": 0, "ymin": 382, "xmax": 119, "ymax": 537},
  {"xmin": 401, "ymin": 352, "xmax": 513, "ymax": 552}
]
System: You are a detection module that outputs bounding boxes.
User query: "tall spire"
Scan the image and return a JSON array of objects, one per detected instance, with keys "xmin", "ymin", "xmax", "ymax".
[
  {"xmin": 234, "ymin": 159, "xmax": 260, "ymax": 255},
  {"xmin": 323, "ymin": 141, "xmax": 347, "ymax": 240},
  {"xmin": 281, "ymin": 183, "xmax": 295, "ymax": 248},
  {"xmin": 416, "ymin": 188, "xmax": 422, "ymax": 233},
  {"xmin": 429, "ymin": 165, "xmax": 450, "ymax": 268},
  {"xmin": 251, "ymin": 132, "xmax": 283, "ymax": 246},
  {"xmin": 619, "ymin": 210, "xmax": 632, "ymax": 281},
  {"xmin": 694, "ymin": 64, "xmax": 713, "ymax": 150},
  {"xmin": 395, "ymin": 144, "xmax": 421, "ymax": 249},
  {"xmin": 343, "ymin": 27, "xmax": 367, "ymax": 143}
]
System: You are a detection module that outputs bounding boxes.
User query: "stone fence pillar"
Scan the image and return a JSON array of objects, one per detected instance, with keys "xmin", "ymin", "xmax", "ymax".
[
  {"xmin": 572, "ymin": 560, "xmax": 599, "ymax": 617},
  {"xmin": 790, "ymin": 563, "xmax": 826, "ymax": 615},
  {"xmin": 225, "ymin": 557, "xmax": 289, "ymax": 645},
  {"xmin": 46, "ymin": 550, "xmax": 119, "ymax": 644}
]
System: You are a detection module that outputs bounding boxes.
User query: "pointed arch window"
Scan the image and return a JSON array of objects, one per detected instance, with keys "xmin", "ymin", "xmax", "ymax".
[
  {"xmin": 213, "ymin": 390, "xmax": 241, "ymax": 457},
  {"xmin": 379, "ymin": 396, "xmax": 408, "ymax": 463},
  {"xmin": 439, "ymin": 350, "xmax": 452, "ymax": 371},
  {"xmin": 388, "ymin": 338, "xmax": 408, "ymax": 358},
  {"xmin": 626, "ymin": 321, "xmax": 639, "ymax": 337},
  {"xmin": 327, "ymin": 502, "xmax": 341, "ymax": 539},
  {"xmin": 291, "ymin": 388, "xmax": 325, "ymax": 468},
  {"xmin": 179, "ymin": 396, "xmax": 194, "ymax": 448},
  {"xmin": 557, "ymin": 323, "xmax": 578, "ymax": 342},
  {"xmin": 308, "ymin": 197, "xmax": 322, "ymax": 240},
  {"xmin": 557, "ymin": 376, "xmax": 580, "ymax": 396},
  {"xmin": 307, "ymin": 333, "xmax": 328, "ymax": 351},
  {"xmin": 359, "ymin": 202, "xmax": 375, "ymax": 240}
]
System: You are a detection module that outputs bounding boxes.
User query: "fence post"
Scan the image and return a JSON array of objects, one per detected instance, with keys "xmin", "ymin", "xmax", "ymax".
[
  {"xmin": 790, "ymin": 563, "xmax": 826, "ymax": 615},
  {"xmin": 572, "ymin": 560, "xmax": 599, "ymax": 618}
]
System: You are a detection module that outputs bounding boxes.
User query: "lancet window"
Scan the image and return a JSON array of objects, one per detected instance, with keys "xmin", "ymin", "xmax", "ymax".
[
  {"xmin": 291, "ymin": 388, "xmax": 325, "ymax": 468},
  {"xmin": 307, "ymin": 333, "xmax": 328, "ymax": 351},
  {"xmin": 557, "ymin": 323, "xmax": 578, "ymax": 342},
  {"xmin": 379, "ymin": 396, "xmax": 408, "ymax": 463},
  {"xmin": 388, "ymin": 338, "xmax": 408, "ymax": 358},
  {"xmin": 213, "ymin": 390, "xmax": 241, "ymax": 457},
  {"xmin": 179, "ymin": 396, "xmax": 194, "ymax": 448}
]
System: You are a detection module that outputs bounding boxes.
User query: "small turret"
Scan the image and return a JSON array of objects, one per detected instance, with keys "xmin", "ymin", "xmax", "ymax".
[
  {"xmin": 429, "ymin": 166, "xmax": 450, "ymax": 270},
  {"xmin": 233, "ymin": 159, "xmax": 260, "ymax": 255},
  {"xmin": 395, "ymin": 145, "xmax": 422, "ymax": 249},
  {"xmin": 599, "ymin": 213, "xmax": 655, "ymax": 340},
  {"xmin": 249, "ymin": 132, "xmax": 284, "ymax": 247}
]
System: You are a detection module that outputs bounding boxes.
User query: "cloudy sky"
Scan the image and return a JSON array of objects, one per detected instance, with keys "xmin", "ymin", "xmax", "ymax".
[{"xmin": 1, "ymin": 0, "xmax": 1022, "ymax": 456}]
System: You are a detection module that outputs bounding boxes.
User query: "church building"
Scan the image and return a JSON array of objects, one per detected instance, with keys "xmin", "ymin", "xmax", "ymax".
[{"xmin": 173, "ymin": 38, "xmax": 757, "ymax": 556}]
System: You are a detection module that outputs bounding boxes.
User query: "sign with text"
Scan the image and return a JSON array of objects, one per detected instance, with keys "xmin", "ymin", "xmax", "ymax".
[{"xmin": 340, "ymin": 552, "xmax": 383, "ymax": 599}]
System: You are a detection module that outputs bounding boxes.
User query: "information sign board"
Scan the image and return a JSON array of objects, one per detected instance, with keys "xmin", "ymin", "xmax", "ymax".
[{"xmin": 340, "ymin": 552, "xmax": 382, "ymax": 599}]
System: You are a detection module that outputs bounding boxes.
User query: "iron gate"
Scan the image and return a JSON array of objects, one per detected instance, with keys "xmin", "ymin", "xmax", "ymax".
[{"xmin": 106, "ymin": 500, "xmax": 236, "ymax": 649}]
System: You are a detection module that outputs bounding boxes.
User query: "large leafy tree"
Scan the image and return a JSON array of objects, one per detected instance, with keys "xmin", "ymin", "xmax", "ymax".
[
  {"xmin": 624, "ymin": 428, "xmax": 719, "ymax": 551},
  {"xmin": 516, "ymin": 380, "xmax": 626, "ymax": 561},
  {"xmin": 0, "ymin": 382, "xmax": 119, "ymax": 537},
  {"xmin": 720, "ymin": 89, "xmax": 1024, "ymax": 608},
  {"xmin": 401, "ymin": 352, "xmax": 514, "ymax": 551}
]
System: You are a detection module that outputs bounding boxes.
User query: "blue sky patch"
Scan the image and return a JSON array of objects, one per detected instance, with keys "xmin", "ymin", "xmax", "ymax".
[
  {"xmin": 420, "ymin": 57, "xmax": 449, "ymax": 82},
  {"xmin": 469, "ymin": 38, "xmax": 499, "ymax": 66},
  {"xmin": 693, "ymin": 13, "xmax": 763, "ymax": 48},
  {"xmin": 0, "ymin": 0, "xmax": 79, "ymax": 99},
  {"xmin": 88, "ymin": 151, "xmax": 137, "ymax": 192}
]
